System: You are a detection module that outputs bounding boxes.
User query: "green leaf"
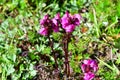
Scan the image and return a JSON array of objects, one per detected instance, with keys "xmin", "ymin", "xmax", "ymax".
[
  {"xmin": 0, "ymin": 65, "xmax": 2, "ymax": 73},
  {"xmin": 29, "ymin": 70, "xmax": 37, "ymax": 77},
  {"xmin": 7, "ymin": 64, "xmax": 15, "ymax": 76}
]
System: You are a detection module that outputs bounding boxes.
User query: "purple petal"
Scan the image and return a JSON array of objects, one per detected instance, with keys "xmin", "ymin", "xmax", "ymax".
[
  {"xmin": 38, "ymin": 27, "xmax": 48, "ymax": 36},
  {"xmin": 64, "ymin": 24, "xmax": 75, "ymax": 32},
  {"xmin": 43, "ymin": 14, "xmax": 49, "ymax": 20},
  {"xmin": 55, "ymin": 13, "xmax": 61, "ymax": 20},
  {"xmin": 90, "ymin": 60, "xmax": 97, "ymax": 67},
  {"xmin": 83, "ymin": 59, "xmax": 91, "ymax": 65},
  {"xmin": 61, "ymin": 17, "xmax": 70, "ymax": 29},
  {"xmin": 52, "ymin": 19, "xmax": 59, "ymax": 32},
  {"xmin": 90, "ymin": 60, "xmax": 98, "ymax": 72},
  {"xmin": 52, "ymin": 18, "xmax": 58, "ymax": 26},
  {"xmin": 40, "ymin": 14, "xmax": 49, "ymax": 25},
  {"xmin": 64, "ymin": 11, "xmax": 70, "ymax": 18},
  {"xmin": 81, "ymin": 64, "xmax": 86, "ymax": 73},
  {"xmin": 84, "ymin": 72, "xmax": 95, "ymax": 80},
  {"xmin": 93, "ymin": 67, "xmax": 98, "ymax": 72},
  {"xmin": 73, "ymin": 14, "xmax": 81, "ymax": 25},
  {"xmin": 40, "ymin": 19, "xmax": 44, "ymax": 25},
  {"xmin": 61, "ymin": 11, "xmax": 70, "ymax": 24}
]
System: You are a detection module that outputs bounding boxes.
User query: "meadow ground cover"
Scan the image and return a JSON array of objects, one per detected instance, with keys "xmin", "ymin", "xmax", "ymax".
[{"xmin": 0, "ymin": 0, "xmax": 120, "ymax": 80}]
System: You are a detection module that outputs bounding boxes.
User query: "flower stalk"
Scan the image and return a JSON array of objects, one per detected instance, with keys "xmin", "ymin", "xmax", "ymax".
[{"xmin": 62, "ymin": 33, "xmax": 70, "ymax": 77}]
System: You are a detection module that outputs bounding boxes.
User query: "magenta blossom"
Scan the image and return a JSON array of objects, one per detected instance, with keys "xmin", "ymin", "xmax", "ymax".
[
  {"xmin": 39, "ymin": 14, "xmax": 52, "ymax": 35},
  {"xmin": 40, "ymin": 14, "xmax": 51, "ymax": 25},
  {"xmin": 81, "ymin": 59, "xmax": 98, "ymax": 73},
  {"xmin": 52, "ymin": 13, "xmax": 61, "ymax": 32},
  {"xmin": 39, "ymin": 14, "xmax": 61, "ymax": 36},
  {"xmin": 54, "ymin": 13, "xmax": 61, "ymax": 21},
  {"xmin": 38, "ymin": 27, "xmax": 48, "ymax": 36},
  {"xmin": 84, "ymin": 72, "xmax": 95, "ymax": 80},
  {"xmin": 61, "ymin": 11, "xmax": 81, "ymax": 32}
]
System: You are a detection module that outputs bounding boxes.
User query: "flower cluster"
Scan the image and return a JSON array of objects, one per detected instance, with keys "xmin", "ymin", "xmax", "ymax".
[
  {"xmin": 38, "ymin": 11, "xmax": 82, "ymax": 77},
  {"xmin": 38, "ymin": 11, "xmax": 81, "ymax": 36},
  {"xmin": 39, "ymin": 14, "xmax": 60, "ymax": 36},
  {"xmin": 61, "ymin": 11, "xmax": 81, "ymax": 32},
  {"xmin": 81, "ymin": 59, "xmax": 98, "ymax": 80}
]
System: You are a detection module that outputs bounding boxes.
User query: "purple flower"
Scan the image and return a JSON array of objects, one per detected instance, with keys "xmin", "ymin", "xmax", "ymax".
[
  {"xmin": 38, "ymin": 27, "xmax": 48, "ymax": 36},
  {"xmin": 64, "ymin": 24, "xmax": 75, "ymax": 32},
  {"xmin": 39, "ymin": 13, "xmax": 61, "ymax": 36},
  {"xmin": 84, "ymin": 72, "xmax": 95, "ymax": 80},
  {"xmin": 72, "ymin": 14, "xmax": 81, "ymax": 25},
  {"xmin": 39, "ymin": 14, "xmax": 52, "ymax": 36},
  {"xmin": 81, "ymin": 59, "xmax": 98, "ymax": 73},
  {"xmin": 54, "ymin": 13, "xmax": 61, "ymax": 21},
  {"xmin": 39, "ymin": 12, "xmax": 81, "ymax": 36},
  {"xmin": 40, "ymin": 14, "xmax": 50, "ymax": 25},
  {"xmin": 61, "ymin": 11, "xmax": 81, "ymax": 32},
  {"xmin": 52, "ymin": 13, "xmax": 61, "ymax": 32},
  {"xmin": 52, "ymin": 19, "xmax": 59, "ymax": 32}
]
